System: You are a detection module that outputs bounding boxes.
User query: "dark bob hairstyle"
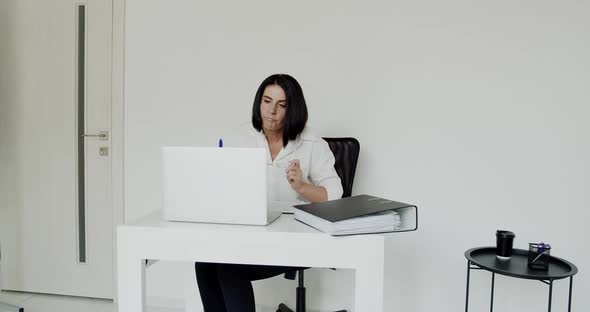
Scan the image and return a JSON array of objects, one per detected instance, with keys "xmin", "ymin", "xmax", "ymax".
[{"xmin": 251, "ymin": 74, "xmax": 308, "ymax": 147}]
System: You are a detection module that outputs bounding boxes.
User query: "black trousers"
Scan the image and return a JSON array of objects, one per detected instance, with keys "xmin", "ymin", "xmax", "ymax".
[{"xmin": 195, "ymin": 262, "xmax": 300, "ymax": 312}]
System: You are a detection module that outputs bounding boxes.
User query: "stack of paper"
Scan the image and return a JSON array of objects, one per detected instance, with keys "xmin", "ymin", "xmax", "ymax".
[
  {"xmin": 295, "ymin": 209, "xmax": 401, "ymax": 236},
  {"xmin": 292, "ymin": 194, "xmax": 418, "ymax": 236}
]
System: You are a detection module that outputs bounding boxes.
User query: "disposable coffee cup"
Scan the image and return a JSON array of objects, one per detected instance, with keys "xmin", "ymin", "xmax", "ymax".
[{"xmin": 496, "ymin": 230, "xmax": 515, "ymax": 260}]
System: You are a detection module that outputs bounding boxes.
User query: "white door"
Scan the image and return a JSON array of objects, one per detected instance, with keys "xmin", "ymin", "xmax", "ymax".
[{"xmin": 0, "ymin": 0, "xmax": 115, "ymax": 299}]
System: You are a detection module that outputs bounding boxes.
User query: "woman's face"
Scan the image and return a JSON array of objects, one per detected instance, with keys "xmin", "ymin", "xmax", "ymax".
[{"xmin": 260, "ymin": 84, "xmax": 287, "ymax": 133}]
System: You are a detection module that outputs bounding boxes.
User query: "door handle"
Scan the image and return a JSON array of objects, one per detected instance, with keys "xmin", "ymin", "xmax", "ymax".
[{"xmin": 81, "ymin": 131, "xmax": 108, "ymax": 140}]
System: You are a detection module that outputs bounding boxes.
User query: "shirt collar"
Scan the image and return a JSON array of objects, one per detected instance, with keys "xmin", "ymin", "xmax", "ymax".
[{"xmin": 255, "ymin": 127, "xmax": 316, "ymax": 163}]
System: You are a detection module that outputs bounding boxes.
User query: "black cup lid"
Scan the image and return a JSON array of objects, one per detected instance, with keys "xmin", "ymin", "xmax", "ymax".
[{"xmin": 496, "ymin": 230, "xmax": 515, "ymax": 238}]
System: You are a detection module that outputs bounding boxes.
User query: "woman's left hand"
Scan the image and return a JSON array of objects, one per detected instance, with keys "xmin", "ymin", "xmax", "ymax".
[{"xmin": 286, "ymin": 159, "xmax": 304, "ymax": 192}]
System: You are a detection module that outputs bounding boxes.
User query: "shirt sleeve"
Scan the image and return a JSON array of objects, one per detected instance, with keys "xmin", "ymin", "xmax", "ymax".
[{"xmin": 309, "ymin": 138, "xmax": 343, "ymax": 201}]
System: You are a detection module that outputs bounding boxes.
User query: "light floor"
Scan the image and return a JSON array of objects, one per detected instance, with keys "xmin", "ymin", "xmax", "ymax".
[
  {"xmin": 0, "ymin": 290, "xmax": 285, "ymax": 312},
  {"xmin": 0, "ymin": 291, "xmax": 115, "ymax": 312}
]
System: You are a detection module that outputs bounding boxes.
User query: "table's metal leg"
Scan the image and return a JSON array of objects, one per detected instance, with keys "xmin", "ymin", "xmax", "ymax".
[
  {"xmin": 465, "ymin": 260, "xmax": 471, "ymax": 312},
  {"xmin": 490, "ymin": 272, "xmax": 495, "ymax": 312},
  {"xmin": 568, "ymin": 277, "xmax": 573, "ymax": 312},
  {"xmin": 548, "ymin": 280, "xmax": 553, "ymax": 312}
]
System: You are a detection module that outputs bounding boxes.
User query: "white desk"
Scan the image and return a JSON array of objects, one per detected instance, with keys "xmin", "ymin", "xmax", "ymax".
[{"xmin": 117, "ymin": 212, "xmax": 386, "ymax": 311}]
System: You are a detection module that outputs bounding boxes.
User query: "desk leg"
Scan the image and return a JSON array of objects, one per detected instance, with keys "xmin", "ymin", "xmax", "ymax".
[
  {"xmin": 568, "ymin": 277, "xmax": 573, "ymax": 312},
  {"xmin": 547, "ymin": 280, "xmax": 553, "ymax": 312},
  {"xmin": 117, "ymin": 234, "xmax": 146, "ymax": 312},
  {"xmin": 354, "ymin": 261, "xmax": 384, "ymax": 311},
  {"xmin": 489, "ymin": 272, "xmax": 495, "ymax": 312},
  {"xmin": 465, "ymin": 260, "xmax": 471, "ymax": 312}
]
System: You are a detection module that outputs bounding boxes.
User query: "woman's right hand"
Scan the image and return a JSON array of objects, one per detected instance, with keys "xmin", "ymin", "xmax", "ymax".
[{"xmin": 286, "ymin": 159, "xmax": 304, "ymax": 193}]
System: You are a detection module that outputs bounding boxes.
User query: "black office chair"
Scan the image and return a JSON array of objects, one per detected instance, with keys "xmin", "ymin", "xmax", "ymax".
[{"xmin": 277, "ymin": 137, "xmax": 360, "ymax": 312}]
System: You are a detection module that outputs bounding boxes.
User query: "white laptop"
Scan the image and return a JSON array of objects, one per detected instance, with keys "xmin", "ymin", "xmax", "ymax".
[{"xmin": 162, "ymin": 146, "xmax": 282, "ymax": 225}]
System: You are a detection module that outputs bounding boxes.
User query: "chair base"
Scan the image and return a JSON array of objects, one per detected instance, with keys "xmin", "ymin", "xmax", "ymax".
[
  {"xmin": 278, "ymin": 269, "xmax": 346, "ymax": 312},
  {"xmin": 276, "ymin": 303, "xmax": 293, "ymax": 312},
  {"xmin": 276, "ymin": 303, "xmax": 346, "ymax": 312}
]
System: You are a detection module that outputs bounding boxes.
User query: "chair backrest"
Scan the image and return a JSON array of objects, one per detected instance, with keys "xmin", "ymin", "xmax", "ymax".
[
  {"xmin": 282, "ymin": 137, "xmax": 361, "ymax": 282},
  {"xmin": 322, "ymin": 137, "xmax": 360, "ymax": 198}
]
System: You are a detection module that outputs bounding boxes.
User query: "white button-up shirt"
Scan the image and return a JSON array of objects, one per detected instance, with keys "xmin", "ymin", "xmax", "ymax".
[{"xmin": 224, "ymin": 124, "xmax": 343, "ymax": 203}]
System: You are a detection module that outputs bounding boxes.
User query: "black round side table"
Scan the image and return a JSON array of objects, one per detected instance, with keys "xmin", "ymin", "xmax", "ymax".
[{"xmin": 464, "ymin": 247, "xmax": 578, "ymax": 312}]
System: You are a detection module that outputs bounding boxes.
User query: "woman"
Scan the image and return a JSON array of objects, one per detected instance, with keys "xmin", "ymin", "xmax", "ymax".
[{"xmin": 195, "ymin": 74, "xmax": 343, "ymax": 312}]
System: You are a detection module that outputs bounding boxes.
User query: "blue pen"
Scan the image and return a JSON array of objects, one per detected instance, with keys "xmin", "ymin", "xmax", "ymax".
[
  {"xmin": 218, "ymin": 138, "xmax": 223, "ymax": 148},
  {"xmin": 531, "ymin": 242, "xmax": 550, "ymax": 263}
]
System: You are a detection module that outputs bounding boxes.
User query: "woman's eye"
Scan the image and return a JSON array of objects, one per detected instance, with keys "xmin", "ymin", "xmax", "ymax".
[{"xmin": 279, "ymin": 104, "xmax": 286, "ymax": 108}]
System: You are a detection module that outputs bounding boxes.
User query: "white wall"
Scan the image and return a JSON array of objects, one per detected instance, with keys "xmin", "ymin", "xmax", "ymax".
[{"xmin": 124, "ymin": 0, "xmax": 590, "ymax": 311}]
